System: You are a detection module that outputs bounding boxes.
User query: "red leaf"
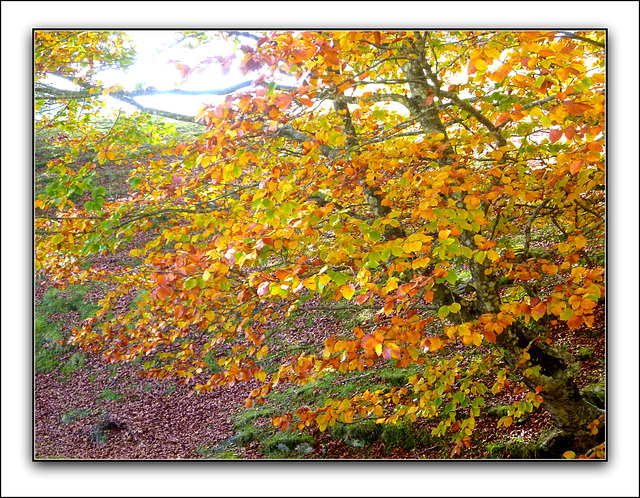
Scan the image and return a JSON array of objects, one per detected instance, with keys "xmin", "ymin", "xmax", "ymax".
[
  {"xmin": 425, "ymin": 94, "xmax": 435, "ymax": 106},
  {"xmin": 564, "ymin": 125, "xmax": 576, "ymax": 140}
]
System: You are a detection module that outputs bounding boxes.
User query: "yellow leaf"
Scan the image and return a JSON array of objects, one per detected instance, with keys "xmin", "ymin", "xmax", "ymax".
[
  {"xmin": 473, "ymin": 58, "xmax": 488, "ymax": 71},
  {"xmin": 563, "ymin": 451, "xmax": 576, "ymax": 459},
  {"xmin": 375, "ymin": 343, "xmax": 383, "ymax": 356},
  {"xmin": 341, "ymin": 284, "xmax": 356, "ymax": 300},
  {"xmin": 318, "ymin": 274, "xmax": 331, "ymax": 287},
  {"xmin": 574, "ymin": 235, "xmax": 587, "ymax": 250},
  {"xmin": 499, "ymin": 415, "xmax": 513, "ymax": 427}
]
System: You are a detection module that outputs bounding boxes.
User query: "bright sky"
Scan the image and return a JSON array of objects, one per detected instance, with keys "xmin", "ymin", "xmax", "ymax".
[
  {"xmin": 99, "ymin": 30, "xmax": 246, "ymax": 116},
  {"xmin": 48, "ymin": 30, "xmax": 401, "ymax": 120}
]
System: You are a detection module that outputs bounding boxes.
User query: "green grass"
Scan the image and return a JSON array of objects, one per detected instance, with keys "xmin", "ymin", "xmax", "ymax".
[
  {"xmin": 60, "ymin": 352, "xmax": 87, "ymax": 377},
  {"xmin": 61, "ymin": 408, "xmax": 92, "ymax": 425},
  {"xmin": 97, "ymin": 388, "xmax": 122, "ymax": 403},
  {"xmin": 39, "ymin": 284, "xmax": 101, "ymax": 318},
  {"xmin": 485, "ymin": 436, "xmax": 538, "ymax": 459},
  {"xmin": 34, "ymin": 315, "xmax": 67, "ymax": 373},
  {"xmin": 35, "ymin": 284, "xmax": 102, "ymax": 375}
]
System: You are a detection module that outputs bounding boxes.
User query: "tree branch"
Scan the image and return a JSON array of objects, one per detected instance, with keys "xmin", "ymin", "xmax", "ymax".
[
  {"xmin": 556, "ymin": 31, "xmax": 605, "ymax": 49},
  {"xmin": 522, "ymin": 199, "xmax": 551, "ymax": 259}
]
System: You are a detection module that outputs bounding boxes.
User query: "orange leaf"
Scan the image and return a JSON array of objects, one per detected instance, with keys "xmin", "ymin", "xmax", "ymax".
[
  {"xmin": 483, "ymin": 328, "xmax": 496, "ymax": 343},
  {"xmin": 157, "ymin": 286, "xmax": 172, "ymax": 300},
  {"xmin": 494, "ymin": 112, "xmax": 510, "ymax": 127},
  {"xmin": 338, "ymin": 81, "xmax": 351, "ymax": 93},
  {"xmin": 564, "ymin": 101, "xmax": 592, "ymax": 117},
  {"xmin": 428, "ymin": 337, "xmax": 442, "ymax": 351},
  {"xmin": 549, "ymin": 129, "xmax": 563, "ymax": 143},
  {"xmin": 570, "ymin": 160, "xmax": 583, "ymax": 175},
  {"xmin": 355, "ymin": 292, "xmax": 371, "ymax": 305},
  {"xmin": 564, "ymin": 125, "xmax": 575, "ymax": 140},
  {"xmin": 567, "ymin": 314, "xmax": 584, "ymax": 329},
  {"xmin": 531, "ymin": 302, "xmax": 547, "ymax": 321}
]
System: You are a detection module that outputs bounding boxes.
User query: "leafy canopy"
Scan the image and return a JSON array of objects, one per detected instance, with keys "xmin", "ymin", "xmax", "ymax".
[{"xmin": 35, "ymin": 30, "xmax": 605, "ymax": 442}]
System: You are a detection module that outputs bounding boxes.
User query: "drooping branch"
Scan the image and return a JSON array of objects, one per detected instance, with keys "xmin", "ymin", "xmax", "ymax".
[{"xmin": 38, "ymin": 73, "xmax": 295, "ymax": 124}]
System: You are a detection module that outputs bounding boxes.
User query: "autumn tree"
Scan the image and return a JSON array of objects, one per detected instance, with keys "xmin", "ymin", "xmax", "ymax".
[{"xmin": 35, "ymin": 30, "xmax": 605, "ymax": 458}]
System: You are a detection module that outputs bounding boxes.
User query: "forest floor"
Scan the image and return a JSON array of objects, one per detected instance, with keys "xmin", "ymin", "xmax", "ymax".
[
  {"xmin": 33, "ymin": 276, "xmax": 605, "ymax": 460},
  {"xmin": 34, "ymin": 132, "xmax": 605, "ymax": 460}
]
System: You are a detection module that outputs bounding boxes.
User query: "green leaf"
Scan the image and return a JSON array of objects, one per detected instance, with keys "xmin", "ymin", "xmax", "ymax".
[
  {"xmin": 267, "ymin": 81, "xmax": 277, "ymax": 95},
  {"xmin": 474, "ymin": 251, "xmax": 486, "ymax": 264},
  {"xmin": 368, "ymin": 230, "xmax": 382, "ymax": 243},
  {"xmin": 438, "ymin": 305, "xmax": 450, "ymax": 320},
  {"xmin": 94, "ymin": 197, "xmax": 105, "ymax": 210},
  {"xmin": 128, "ymin": 175, "xmax": 142, "ymax": 189},
  {"xmin": 560, "ymin": 307, "xmax": 574, "ymax": 320},
  {"xmin": 372, "ymin": 109, "xmax": 386, "ymax": 121},
  {"xmin": 327, "ymin": 270, "xmax": 349, "ymax": 286},
  {"xmin": 444, "ymin": 270, "xmax": 457, "ymax": 285},
  {"xmin": 365, "ymin": 260, "xmax": 379, "ymax": 269},
  {"xmin": 462, "ymin": 246, "xmax": 473, "ymax": 259},
  {"xmin": 51, "ymin": 234, "xmax": 65, "ymax": 245},
  {"xmin": 533, "ymin": 75, "xmax": 547, "ymax": 88},
  {"xmin": 184, "ymin": 278, "xmax": 198, "ymax": 290}
]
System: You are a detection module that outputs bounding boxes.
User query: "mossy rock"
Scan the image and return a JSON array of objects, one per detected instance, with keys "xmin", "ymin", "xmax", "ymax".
[
  {"xmin": 331, "ymin": 421, "xmax": 383, "ymax": 447},
  {"xmin": 536, "ymin": 426, "xmax": 603, "ymax": 459},
  {"xmin": 486, "ymin": 437, "xmax": 538, "ymax": 459},
  {"xmin": 264, "ymin": 433, "xmax": 314, "ymax": 457},
  {"xmin": 580, "ymin": 382, "xmax": 605, "ymax": 409},
  {"xmin": 578, "ymin": 347, "xmax": 594, "ymax": 360},
  {"xmin": 379, "ymin": 370, "xmax": 410, "ymax": 387},
  {"xmin": 485, "ymin": 404, "xmax": 510, "ymax": 418},
  {"xmin": 380, "ymin": 424, "xmax": 416, "ymax": 452}
]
